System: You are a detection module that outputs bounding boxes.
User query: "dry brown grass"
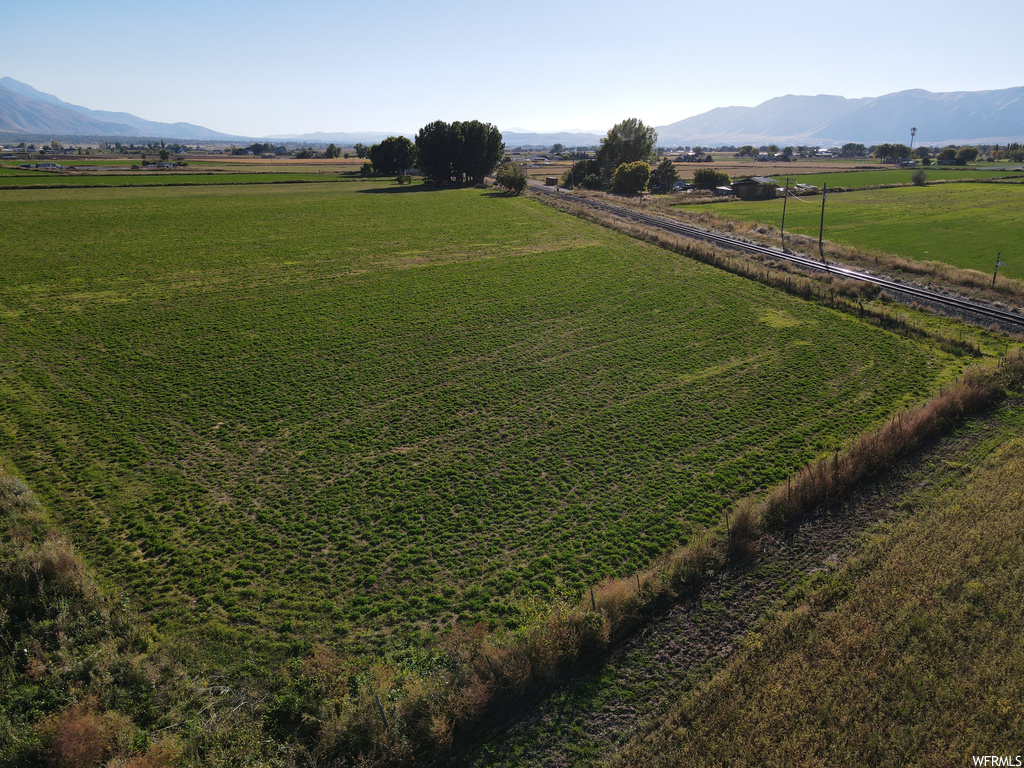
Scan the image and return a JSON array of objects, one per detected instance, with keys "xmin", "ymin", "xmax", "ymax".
[{"xmin": 610, "ymin": 409, "xmax": 1024, "ymax": 767}]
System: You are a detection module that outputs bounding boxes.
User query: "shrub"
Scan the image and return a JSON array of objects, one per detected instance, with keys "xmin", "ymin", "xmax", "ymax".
[
  {"xmin": 692, "ymin": 167, "xmax": 731, "ymax": 189},
  {"xmin": 494, "ymin": 162, "xmax": 527, "ymax": 194},
  {"xmin": 911, "ymin": 169, "xmax": 927, "ymax": 186},
  {"xmin": 37, "ymin": 696, "xmax": 134, "ymax": 768}
]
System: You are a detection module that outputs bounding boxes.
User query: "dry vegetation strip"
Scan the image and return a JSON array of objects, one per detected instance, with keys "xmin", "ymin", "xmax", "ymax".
[{"xmin": 611, "ymin": 405, "xmax": 1024, "ymax": 767}]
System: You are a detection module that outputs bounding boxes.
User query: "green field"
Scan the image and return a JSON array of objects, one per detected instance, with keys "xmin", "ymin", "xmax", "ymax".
[
  {"xmin": 0, "ymin": 170, "xmax": 350, "ymax": 187},
  {"xmin": 678, "ymin": 182, "xmax": 1024, "ymax": 280},
  {"xmin": 764, "ymin": 167, "xmax": 1024, "ymax": 189},
  {"xmin": 0, "ymin": 181, "xmax": 962, "ymax": 658}
]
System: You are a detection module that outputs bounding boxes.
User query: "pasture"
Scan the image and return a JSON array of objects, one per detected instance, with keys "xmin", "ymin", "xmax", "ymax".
[
  {"xmin": 765, "ymin": 166, "xmax": 1024, "ymax": 189},
  {"xmin": 0, "ymin": 180, "xmax": 962, "ymax": 659},
  {"xmin": 676, "ymin": 182, "xmax": 1024, "ymax": 280}
]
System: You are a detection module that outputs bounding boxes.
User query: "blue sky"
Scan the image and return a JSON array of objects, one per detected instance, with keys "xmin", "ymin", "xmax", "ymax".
[{"xmin": 4, "ymin": 0, "xmax": 1022, "ymax": 137}]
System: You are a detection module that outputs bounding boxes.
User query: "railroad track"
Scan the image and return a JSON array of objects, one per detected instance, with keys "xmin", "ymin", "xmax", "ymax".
[{"xmin": 532, "ymin": 184, "xmax": 1024, "ymax": 332}]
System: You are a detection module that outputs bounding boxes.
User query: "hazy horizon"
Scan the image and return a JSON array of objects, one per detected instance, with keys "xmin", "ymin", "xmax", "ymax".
[{"xmin": 3, "ymin": 0, "xmax": 1022, "ymax": 138}]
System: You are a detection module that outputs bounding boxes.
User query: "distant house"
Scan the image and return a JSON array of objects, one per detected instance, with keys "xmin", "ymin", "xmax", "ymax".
[
  {"xmin": 714, "ymin": 185, "xmax": 734, "ymax": 196},
  {"xmin": 731, "ymin": 176, "xmax": 778, "ymax": 200}
]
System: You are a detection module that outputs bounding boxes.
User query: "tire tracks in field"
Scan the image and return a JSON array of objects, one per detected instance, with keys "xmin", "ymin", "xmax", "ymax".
[{"xmin": 437, "ymin": 401, "xmax": 1023, "ymax": 768}]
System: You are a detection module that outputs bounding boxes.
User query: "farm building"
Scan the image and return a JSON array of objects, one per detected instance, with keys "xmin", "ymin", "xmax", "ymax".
[{"xmin": 731, "ymin": 176, "xmax": 778, "ymax": 200}]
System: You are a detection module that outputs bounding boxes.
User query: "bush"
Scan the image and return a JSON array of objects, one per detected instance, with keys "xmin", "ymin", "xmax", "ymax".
[
  {"xmin": 692, "ymin": 167, "xmax": 731, "ymax": 189},
  {"xmin": 494, "ymin": 162, "xmax": 527, "ymax": 194},
  {"xmin": 911, "ymin": 169, "xmax": 927, "ymax": 186}
]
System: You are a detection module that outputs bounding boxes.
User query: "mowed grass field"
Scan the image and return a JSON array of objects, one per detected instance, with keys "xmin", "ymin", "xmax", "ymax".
[
  {"xmin": 0, "ymin": 180, "xmax": 961, "ymax": 658},
  {"xmin": 765, "ymin": 166, "xmax": 1024, "ymax": 189},
  {"xmin": 678, "ymin": 182, "xmax": 1024, "ymax": 280}
]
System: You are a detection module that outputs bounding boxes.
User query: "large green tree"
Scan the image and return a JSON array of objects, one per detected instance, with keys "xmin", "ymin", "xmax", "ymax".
[
  {"xmin": 455, "ymin": 120, "xmax": 505, "ymax": 184},
  {"xmin": 873, "ymin": 143, "xmax": 911, "ymax": 163},
  {"xmin": 955, "ymin": 146, "xmax": 979, "ymax": 165},
  {"xmin": 368, "ymin": 136, "xmax": 417, "ymax": 174},
  {"xmin": 414, "ymin": 120, "xmax": 505, "ymax": 184},
  {"xmin": 596, "ymin": 118, "xmax": 657, "ymax": 180}
]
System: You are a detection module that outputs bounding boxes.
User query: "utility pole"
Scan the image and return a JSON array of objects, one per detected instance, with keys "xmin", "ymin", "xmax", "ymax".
[
  {"xmin": 780, "ymin": 178, "xmax": 790, "ymax": 251},
  {"xmin": 818, "ymin": 182, "xmax": 827, "ymax": 260},
  {"xmin": 993, "ymin": 253, "xmax": 1006, "ymax": 287}
]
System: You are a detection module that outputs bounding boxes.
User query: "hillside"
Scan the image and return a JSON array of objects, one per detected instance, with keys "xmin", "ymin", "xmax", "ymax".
[
  {"xmin": 655, "ymin": 86, "xmax": 1024, "ymax": 146},
  {"xmin": 0, "ymin": 77, "xmax": 238, "ymax": 140}
]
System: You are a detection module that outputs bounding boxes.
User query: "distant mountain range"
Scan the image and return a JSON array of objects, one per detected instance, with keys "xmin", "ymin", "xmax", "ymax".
[
  {"xmin": 2, "ymin": 77, "xmax": 1022, "ymax": 147},
  {"xmin": 654, "ymin": 87, "xmax": 1024, "ymax": 147},
  {"xmin": 0, "ymin": 77, "xmax": 240, "ymax": 141}
]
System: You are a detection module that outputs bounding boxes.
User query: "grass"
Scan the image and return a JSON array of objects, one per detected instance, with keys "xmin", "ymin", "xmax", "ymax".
[
  {"xmin": 611, "ymin": 404, "xmax": 1024, "ymax": 768},
  {"xmin": 763, "ymin": 166, "xmax": 1024, "ymax": 189},
  {"xmin": 675, "ymin": 182, "xmax": 1024, "ymax": 280},
  {"xmin": 0, "ymin": 180, "xmax": 965, "ymax": 662},
  {"xmin": 0, "ymin": 170, "xmax": 354, "ymax": 188}
]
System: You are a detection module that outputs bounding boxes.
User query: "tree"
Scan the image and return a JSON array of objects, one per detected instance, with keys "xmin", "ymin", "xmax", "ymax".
[
  {"xmin": 414, "ymin": 120, "xmax": 455, "ymax": 183},
  {"xmin": 649, "ymin": 158, "xmax": 678, "ymax": 191},
  {"xmin": 936, "ymin": 146, "xmax": 958, "ymax": 165},
  {"xmin": 414, "ymin": 120, "xmax": 504, "ymax": 185},
  {"xmin": 596, "ymin": 118, "xmax": 657, "ymax": 181},
  {"xmin": 455, "ymin": 120, "xmax": 505, "ymax": 184},
  {"xmin": 324, "ymin": 143, "xmax": 341, "ymax": 159},
  {"xmin": 354, "ymin": 143, "xmax": 368, "ymax": 159},
  {"xmin": 368, "ymin": 136, "xmax": 417, "ymax": 174},
  {"xmin": 692, "ymin": 167, "xmax": 731, "ymax": 189},
  {"xmin": 494, "ymin": 162, "xmax": 527, "ymax": 194},
  {"xmin": 159, "ymin": 149, "xmax": 171, "ymax": 161},
  {"xmin": 955, "ymin": 146, "xmax": 979, "ymax": 165},
  {"xmin": 611, "ymin": 161, "xmax": 651, "ymax": 194},
  {"xmin": 551, "ymin": 143, "xmax": 564, "ymax": 154},
  {"xmin": 840, "ymin": 143, "xmax": 868, "ymax": 157},
  {"xmin": 559, "ymin": 159, "xmax": 600, "ymax": 188},
  {"xmin": 873, "ymin": 143, "xmax": 911, "ymax": 163}
]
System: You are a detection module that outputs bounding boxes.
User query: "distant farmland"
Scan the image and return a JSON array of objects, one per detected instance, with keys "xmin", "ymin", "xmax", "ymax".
[
  {"xmin": 0, "ymin": 181, "xmax": 963, "ymax": 660},
  {"xmin": 677, "ymin": 181, "xmax": 1024, "ymax": 280}
]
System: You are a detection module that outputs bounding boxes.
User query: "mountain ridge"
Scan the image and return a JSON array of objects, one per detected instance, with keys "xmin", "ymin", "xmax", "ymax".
[{"xmin": 2, "ymin": 78, "xmax": 1022, "ymax": 147}]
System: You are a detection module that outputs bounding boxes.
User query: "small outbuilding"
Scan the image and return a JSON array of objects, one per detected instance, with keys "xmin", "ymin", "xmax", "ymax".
[{"xmin": 730, "ymin": 176, "xmax": 778, "ymax": 200}]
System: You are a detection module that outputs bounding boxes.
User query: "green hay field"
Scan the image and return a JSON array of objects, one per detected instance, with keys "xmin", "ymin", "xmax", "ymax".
[
  {"xmin": 678, "ymin": 182, "xmax": 1024, "ymax": 280},
  {"xmin": 0, "ymin": 181, "xmax": 961, "ymax": 658},
  {"xmin": 764, "ymin": 166, "xmax": 1024, "ymax": 189}
]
